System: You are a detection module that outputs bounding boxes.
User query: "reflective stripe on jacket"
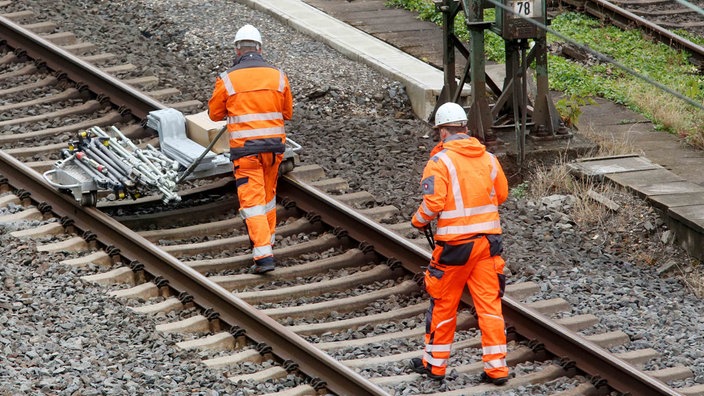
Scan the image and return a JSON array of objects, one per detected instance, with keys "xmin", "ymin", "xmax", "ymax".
[
  {"xmin": 208, "ymin": 53, "xmax": 293, "ymax": 160},
  {"xmin": 412, "ymin": 134, "xmax": 508, "ymax": 242}
]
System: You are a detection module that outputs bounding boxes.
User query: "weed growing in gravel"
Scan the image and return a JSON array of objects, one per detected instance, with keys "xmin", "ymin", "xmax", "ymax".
[
  {"xmin": 524, "ymin": 123, "xmax": 640, "ymax": 227},
  {"xmin": 526, "ymin": 159, "xmax": 613, "ymax": 227},
  {"xmin": 510, "ymin": 181, "xmax": 530, "ymax": 199}
]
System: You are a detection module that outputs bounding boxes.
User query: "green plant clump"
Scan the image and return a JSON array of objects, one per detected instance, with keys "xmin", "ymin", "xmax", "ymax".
[
  {"xmin": 555, "ymin": 94, "xmax": 596, "ymax": 128},
  {"xmin": 510, "ymin": 181, "xmax": 530, "ymax": 198},
  {"xmin": 548, "ymin": 13, "xmax": 700, "ymax": 101}
]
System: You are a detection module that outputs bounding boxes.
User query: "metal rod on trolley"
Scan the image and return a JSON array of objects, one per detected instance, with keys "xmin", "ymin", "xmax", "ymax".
[{"xmin": 177, "ymin": 125, "xmax": 228, "ymax": 184}]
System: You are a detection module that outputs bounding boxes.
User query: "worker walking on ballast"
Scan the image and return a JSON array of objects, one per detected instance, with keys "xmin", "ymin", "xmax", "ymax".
[
  {"xmin": 208, "ymin": 24, "xmax": 293, "ymax": 274},
  {"xmin": 410, "ymin": 102, "xmax": 510, "ymax": 385}
]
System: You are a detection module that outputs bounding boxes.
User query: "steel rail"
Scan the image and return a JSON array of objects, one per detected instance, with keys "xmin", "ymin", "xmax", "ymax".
[
  {"xmin": 278, "ymin": 175, "xmax": 680, "ymax": 396},
  {"xmin": 0, "ymin": 151, "xmax": 388, "ymax": 396},
  {"xmin": 0, "ymin": 15, "xmax": 162, "ymax": 119},
  {"xmin": 583, "ymin": 0, "xmax": 704, "ymax": 64}
]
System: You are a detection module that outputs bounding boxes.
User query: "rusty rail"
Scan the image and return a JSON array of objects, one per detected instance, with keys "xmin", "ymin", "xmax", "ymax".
[{"xmin": 0, "ymin": 15, "xmax": 162, "ymax": 119}]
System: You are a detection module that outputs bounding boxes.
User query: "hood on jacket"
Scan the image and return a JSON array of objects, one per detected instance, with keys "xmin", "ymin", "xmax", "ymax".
[{"xmin": 441, "ymin": 133, "xmax": 486, "ymax": 158}]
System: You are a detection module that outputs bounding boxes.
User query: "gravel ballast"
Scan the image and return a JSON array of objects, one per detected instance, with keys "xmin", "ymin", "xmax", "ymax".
[{"xmin": 1, "ymin": 0, "xmax": 704, "ymax": 394}]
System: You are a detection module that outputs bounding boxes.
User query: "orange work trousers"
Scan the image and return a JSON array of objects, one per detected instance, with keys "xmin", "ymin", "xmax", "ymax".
[
  {"xmin": 233, "ymin": 153, "xmax": 282, "ymax": 263},
  {"xmin": 422, "ymin": 234, "xmax": 508, "ymax": 378}
]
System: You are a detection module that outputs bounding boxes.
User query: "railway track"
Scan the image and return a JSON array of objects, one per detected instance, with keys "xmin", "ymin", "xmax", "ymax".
[
  {"xmin": 3, "ymin": 152, "xmax": 695, "ymax": 395},
  {"xmin": 560, "ymin": 0, "xmax": 704, "ymax": 66},
  {"xmin": 1, "ymin": 2, "xmax": 703, "ymax": 396}
]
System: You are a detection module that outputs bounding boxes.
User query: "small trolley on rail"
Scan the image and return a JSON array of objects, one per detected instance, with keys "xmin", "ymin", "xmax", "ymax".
[{"xmin": 42, "ymin": 108, "xmax": 301, "ymax": 206}]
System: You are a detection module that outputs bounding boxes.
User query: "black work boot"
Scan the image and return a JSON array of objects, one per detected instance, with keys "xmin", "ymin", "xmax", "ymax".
[
  {"xmin": 250, "ymin": 257, "xmax": 275, "ymax": 274},
  {"xmin": 409, "ymin": 358, "xmax": 445, "ymax": 380},
  {"xmin": 480, "ymin": 371, "xmax": 508, "ymax": 386}
]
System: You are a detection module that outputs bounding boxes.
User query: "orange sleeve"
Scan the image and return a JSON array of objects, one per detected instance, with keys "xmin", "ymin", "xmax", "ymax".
[
  {"xmin": 493, "ymin": 158, "xmax": 509, "ymax": 205},
  {"xmin": 282, "ymin": 74, "xmax": 293, "ymax": 120},
  {"xmin": 422, "ymin": 161, "xmax": 449, "ymax": 215},
  {"xmin": 411, "ymin": 160, "xmax": 448, "ymax": 228},
  {"xmin": 207, "ymin": 77, "xmax": 228, "ymax": 122}
]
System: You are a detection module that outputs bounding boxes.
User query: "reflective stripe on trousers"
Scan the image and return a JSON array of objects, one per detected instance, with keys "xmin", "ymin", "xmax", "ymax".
[
  {"xmin": 422, "ymin": 236, "xmax": 508, "ymax": 378},
  {"xmin": 234, "ymin": 152, "xmax": 282, "ymax": 261}
]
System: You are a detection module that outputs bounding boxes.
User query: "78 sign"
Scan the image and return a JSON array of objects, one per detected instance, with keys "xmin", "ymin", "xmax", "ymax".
[{"xmin": 510, "ymin": 0, "xmax": 542, "ymax": 18}]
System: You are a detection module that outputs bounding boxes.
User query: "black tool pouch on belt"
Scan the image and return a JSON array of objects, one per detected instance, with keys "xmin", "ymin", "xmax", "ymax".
[
  {"xmin": 438, "ymin": 241, "xmax": 474, "ymax": 265},
  {"xmin": 487, "ymin": 234, "xmax": 503, "ymax": 257},
  {"xmin": 498, "ymin": 273, "xmax": 506, "ymax": 298}
]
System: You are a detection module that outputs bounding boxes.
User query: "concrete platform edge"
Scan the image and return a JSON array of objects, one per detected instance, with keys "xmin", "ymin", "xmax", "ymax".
[{"xmin": 570, "ymin": 156, "xmax": 704, "ymax": 261}]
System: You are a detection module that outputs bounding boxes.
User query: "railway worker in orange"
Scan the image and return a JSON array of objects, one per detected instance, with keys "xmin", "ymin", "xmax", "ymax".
[
  {"xmin": 208, "ymin": 24, "xmax": 293, "ymax": 274},
  {"xmin": 409, "ymin": 102, "xmax": 510, "ymax": 385}
]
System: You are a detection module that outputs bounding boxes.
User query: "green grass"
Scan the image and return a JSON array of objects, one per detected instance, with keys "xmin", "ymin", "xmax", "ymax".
[
  {"xmin": 548, "ymin": 13, "xmax": 700, "ymax": 100},
  {"xmin": 386, "ymin": 0, "xmax": 704, "ymax": 148}
]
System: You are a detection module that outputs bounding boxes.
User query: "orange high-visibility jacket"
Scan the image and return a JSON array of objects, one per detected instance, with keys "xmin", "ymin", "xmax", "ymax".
[
  {"xmin": 208, "ymin": 53, "xmax": 293, "ymax": 160},
  {"xmin": 412, "ymin": 134, "xmax": 508, "ymax": 242}
]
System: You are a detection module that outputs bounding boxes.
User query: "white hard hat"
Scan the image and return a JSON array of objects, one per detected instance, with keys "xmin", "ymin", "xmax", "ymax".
[
  {"xmin": 434, "ymin": 102, "xmax": 467, "ymax": 128},
  {"xmin": 234, "ymin": 24, "xmax": 262, "ymax": 47}
]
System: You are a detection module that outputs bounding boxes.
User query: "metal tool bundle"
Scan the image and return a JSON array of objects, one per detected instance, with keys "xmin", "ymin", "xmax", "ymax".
[{"xmin": 43, "ymin": 126, "xmax": 182, "ymax": 205}]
